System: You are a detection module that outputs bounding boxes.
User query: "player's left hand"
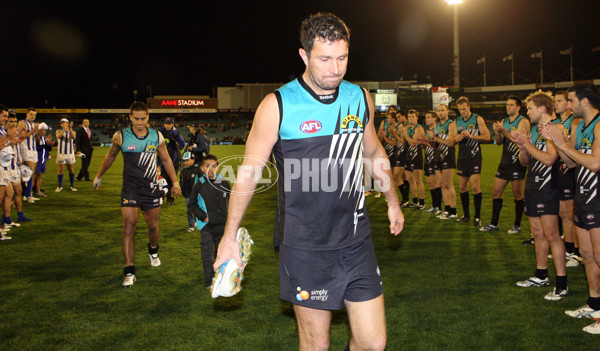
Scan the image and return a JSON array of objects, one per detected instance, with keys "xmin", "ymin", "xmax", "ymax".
[{"xmin": 171, "ymin": 185, "xmax": 182, "ymax": 199}]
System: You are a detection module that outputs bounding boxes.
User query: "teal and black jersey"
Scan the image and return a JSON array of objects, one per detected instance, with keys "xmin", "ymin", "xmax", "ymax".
[
  {"xmin": 435, "ymin": 119, "xmax": 455, "ymax": 162},
  {"xmin": 273, "ymin": 77, "xmax": 371, "ymax": 251},
  {"xmin": 574, "ymin": 114, "xmax": 600, "ymax": 207},
  {"xmin": 381, "ymin": 120, "xmax": 396, "ymax": 158},
  {"xmin": 500, "ymin": 115, "xmax": 526, "ymax": 166},
  {"xmin": 120, "ymin": 127, "xmax": 161, "ymax": 196},
  {"xmin": 526, "ymin": 125, "xmax": 559, "ymax": 191},
  {"xmin": 456, "ymin": 113, "xmax": 481, "ymax": 160},
  {"xmin": 406, "ymin": 124, "xmax": 423, "ymax": 163}
]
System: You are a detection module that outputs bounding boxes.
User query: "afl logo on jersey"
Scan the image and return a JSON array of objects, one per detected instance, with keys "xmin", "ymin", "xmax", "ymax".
[
  {"xmin": 127, "ymin": 145, "xmax": 137, "ymax": 151},
  {"xmin": 300, "ymin": 120, "xmax": 323, "ymax": 134}
]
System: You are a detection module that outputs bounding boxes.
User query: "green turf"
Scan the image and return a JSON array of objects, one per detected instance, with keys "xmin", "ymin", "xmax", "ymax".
[{"xmin": 1, "ymin": 144, "xmax": 598, "ymax": 350}]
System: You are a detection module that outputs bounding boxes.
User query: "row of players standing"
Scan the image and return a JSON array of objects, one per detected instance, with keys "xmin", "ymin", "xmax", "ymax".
[
  {"xmin": 375, "ymin": 84, "xmax": 600, "ymax": 334},
  {"xmin": 376, "ymin": 97, "xmax": 490, "ymax": 227}
]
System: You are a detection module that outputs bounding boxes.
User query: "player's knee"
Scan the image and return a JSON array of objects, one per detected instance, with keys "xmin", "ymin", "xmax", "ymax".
[{"xmin": 353, "ymin": 333, "xmax": 386, "ymax": 351}]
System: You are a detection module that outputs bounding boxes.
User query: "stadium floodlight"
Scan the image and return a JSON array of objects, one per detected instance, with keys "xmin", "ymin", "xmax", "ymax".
[{"xmin": 445, "ymin": 0, "xmax": 462, "ymax": 87}]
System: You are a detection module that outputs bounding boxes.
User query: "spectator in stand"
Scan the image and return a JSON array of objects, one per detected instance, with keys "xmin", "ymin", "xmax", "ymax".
[
  {"xmin": 158, "ymin": 117, "xmax": 185, "ymax": 205},
  {"xmin": 187, "ymin": 123, "xmax": 210, "ymax": 164}
]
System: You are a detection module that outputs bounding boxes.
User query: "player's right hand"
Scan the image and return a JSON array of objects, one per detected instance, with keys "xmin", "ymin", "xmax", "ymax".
[
  {"xmin": 93, "ymin": 177, "xmax": 102, "ymax": 189},
  {"xmin": 213, "ymin": 233, "xmax": 243, "ymax": 272}
]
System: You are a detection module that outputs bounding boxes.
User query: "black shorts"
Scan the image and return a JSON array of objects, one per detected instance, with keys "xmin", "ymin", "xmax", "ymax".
[
  {"xmin": 524, "ymin": 188, "xmax": 559, "ymax": 217},
  {"xmin": 436, "ymin": 155, "xmax": 456, "ymax": 171},
  {"xmin": 559, "ymin": 167, "xmax": 576, "ymax": 201},
  {"xmin": 279, "ymin": 237, "xmax": 383, "ymax": 310},
  {"xmin": 574, "ymin": 196, "xmax": 600, "ymax": 230},
  {"xmin": 457, "ymin": 156, "xmax": 481, "ymax": 177},
  {"xmin": 424, "ymin": 162, "xmax": 438, "ymax": 176},
  {"xmin": 393, "ymin": 148, "xmax": 406, "ymax": 168},
  {"xmin": 121, "ymin": 190, "xmax": 161, "ymax": 211},
  {"xmin": 495, "ymin": 163, "xmax": 526, "ymax": 181},
  {"xmin": 405, "ymin": 158, "xmax": 423, "ymax": 172}
]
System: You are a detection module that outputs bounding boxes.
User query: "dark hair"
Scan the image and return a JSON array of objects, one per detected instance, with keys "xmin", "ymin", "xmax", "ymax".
[
  {"xmin": 27, "ymin": 107, "xmax": 36, "ymax": 113},
  {"xmin": 129, "ymin": 101, "xmax": 149, "ymax": 115},
  {"xmin": 556, "ymin": 90, "xmax": 568, "ymax": 100},
  {"xmin": 568, "ymin": 83, "xmax": 600, "ymax": 109},
  {"xmin": 0, "ymin": 105, "xmax": 8, "ymax": 113},
  {"xmin": 507, "ymin": 95, "xmax": 522, "ymax": 107},
  {"xmin": 202, "ymin": 154, "xmax": 219, "ymax": 165},
  {"xmin": 300, "ymin": 12, "xmax": 350, "ymax": 55}
]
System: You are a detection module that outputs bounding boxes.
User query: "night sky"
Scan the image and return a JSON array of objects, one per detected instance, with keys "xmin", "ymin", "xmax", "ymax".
[{"xmin": 1, "ymin": 0, "xmax": 598, "ymax": 108}]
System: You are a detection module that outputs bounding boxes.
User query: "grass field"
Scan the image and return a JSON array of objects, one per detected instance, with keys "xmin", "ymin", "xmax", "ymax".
[{"xmin": 1, "ymin": 144, "xmax": 599, "ymax": 350}]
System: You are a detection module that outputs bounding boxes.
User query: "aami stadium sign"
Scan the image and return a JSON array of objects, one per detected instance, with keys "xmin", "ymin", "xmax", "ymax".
[{"xmin": 147, "ymin": 97, "xmax": 217, "ymax": 109}]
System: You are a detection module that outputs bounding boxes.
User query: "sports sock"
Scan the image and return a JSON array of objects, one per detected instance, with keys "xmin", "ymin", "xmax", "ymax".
[
  {"xmin": 588, "ymin": 296, "xmax": 600, "ymax": 311},
  {"xmin": 400, "ymin": 184, "xmax": 409, "ymax": 203},
  {"xmin": 1, "ymin": 215, "xmax": 6, "ymax": 224},
  {"xmin": 412, "ymin": 197, "xmax": 418, "ymax": 205},
  {"xmin": 17, "ymin": 212, "xmax": 25, "ymax": 220},
  {"xmin": 565, "ymin": 242, "xmax": 575, "ymax": 255},
  {"xmin": 148, "ymin": 243, "xmax": 159, "ymax": 254},
  {"xmin": 69, "ymin": 173, "xmax": 75, "ymax": 187},
  {"xmin": 450, "ymin": 207, "xmax": 457, "ymax": 215},
  {"xmin": 514, "ymin": 199, "xmax": 524, "ymax": 226},
  {"xmin": 474, "ymin": 192, "xmax": 482, "ymax": 219},
  {"xmin": 460, "ymin": 191, "xmax": 470, "ymax": 218},
  {"xmin": 419, "ymin": 198, "xmax": 425, "ymax": 206},
  {"xmin": 491, "ymin": 198, "xmax": 503, "ymax": 226},
  {"xmin": 404, "ymin": 181, "xmax": 411, "ymax": 200},
  {"xmin": 432, "ymin": 187, "xmax": 442, "ymax": 208},
  {"xmin": 58, "ymin": 174, "xmax": 64, "ymax": 188},
  {"xmin": 535, "ymin": 268, "xmax": 548, "ymax": 280},
  {"xmin": 574, "ymin": 247, "xmax": 581, "ymax": 257},
  {"xmin": 124, "ymin": 265, "xmax": 135, "ymax": 275},
  {"xmin": 444, "ymin": 205, "xmax": 450, "ymax": 213},
  {"xmin": 26, "ymin": 178, "xmax": 34, "ymax": 197},
  {"xmin": 345, "ymin": 342, "xmax": 350, "ymax": 351},
  {"xmin": 556, "ymin": 275, "xmax": 568, "ymax": 291}
]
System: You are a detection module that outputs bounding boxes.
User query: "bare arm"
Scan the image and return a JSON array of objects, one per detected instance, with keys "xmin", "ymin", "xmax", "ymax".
[
  {"xmin": 545, "ymin": 121, "xmax": 600, "ymax": 172},
  {"xmin": 511, "ymin": 128, "xmax": 559, "ymax": 167},
  {"xmin": 156, "ymin": 135, "xmax": 181, "ymax": 198},
  {"xmin": 17, "ymin": 120, "xmax": 37, "ymax": 139},
  {"xmin": 363, "ymin": 92, "xmax": 404, "ymax": 235},
  {"xmin": 214, "ymin": 93, "xmax": 281, "ymax": 271},
  {"xmin": 466, "ymin": 116, "xmax": 491, "ymax": 142},
  {"xmin": 432, "ymin": 121, "xmax": 457, "ymax": 147}
]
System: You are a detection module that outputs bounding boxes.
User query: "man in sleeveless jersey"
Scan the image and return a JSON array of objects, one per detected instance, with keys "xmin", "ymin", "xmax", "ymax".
[
  {"xmin": 213, "ymin": 13, "xmax": 404, "ymax": 351},
  {"xmin": 512, "ymin": 91, "xmax": 567, "ymax": 301},
  {"xmin": 480, "ymin": 96, "xmax": 529, "ymax": 233},
  {"xmin": 418, "ymin": 111, "xmax": 443, "ymax": 213},
  {"xmin": 6, "ymin": 113, "xmax": 32, "ymax": 223},
  {"xmin": 553, "ymin": 91, "xmax": 583, "ymax": 267},
  {"xmin": 400, "ymin": 109, "xmax": 426, "ymax": 209},
  {"xmin": 390, "ymin": 111, "xmax": 411, "ymax": 205},
  {"xmin": 455, "ymin": 97, "xmax": 491, "ymax": 226},
  {"xmin": 542, "ymin": 83, "xmax": 600, "ymax": 334},
  {"xmin": 375, "ymin": 110, "xmax": 398, "ymax": 198},
  {"xmin": 94, "ymin": 102, "xmax": 181, "ymax": 287},
  {"xmin": 55, "ymin": 119, "xmax": 77, "ymax": 192},
  {"xmin": 429, "ymin": 104, "xmax": 458, "ymax": 219},
  {"xmin": 17, "ymin": 108, "xmax": 38, "ymax": 202},
  {"xmin": 0, "ymin": 106, "xmax": 12, "ymax": 238}
]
